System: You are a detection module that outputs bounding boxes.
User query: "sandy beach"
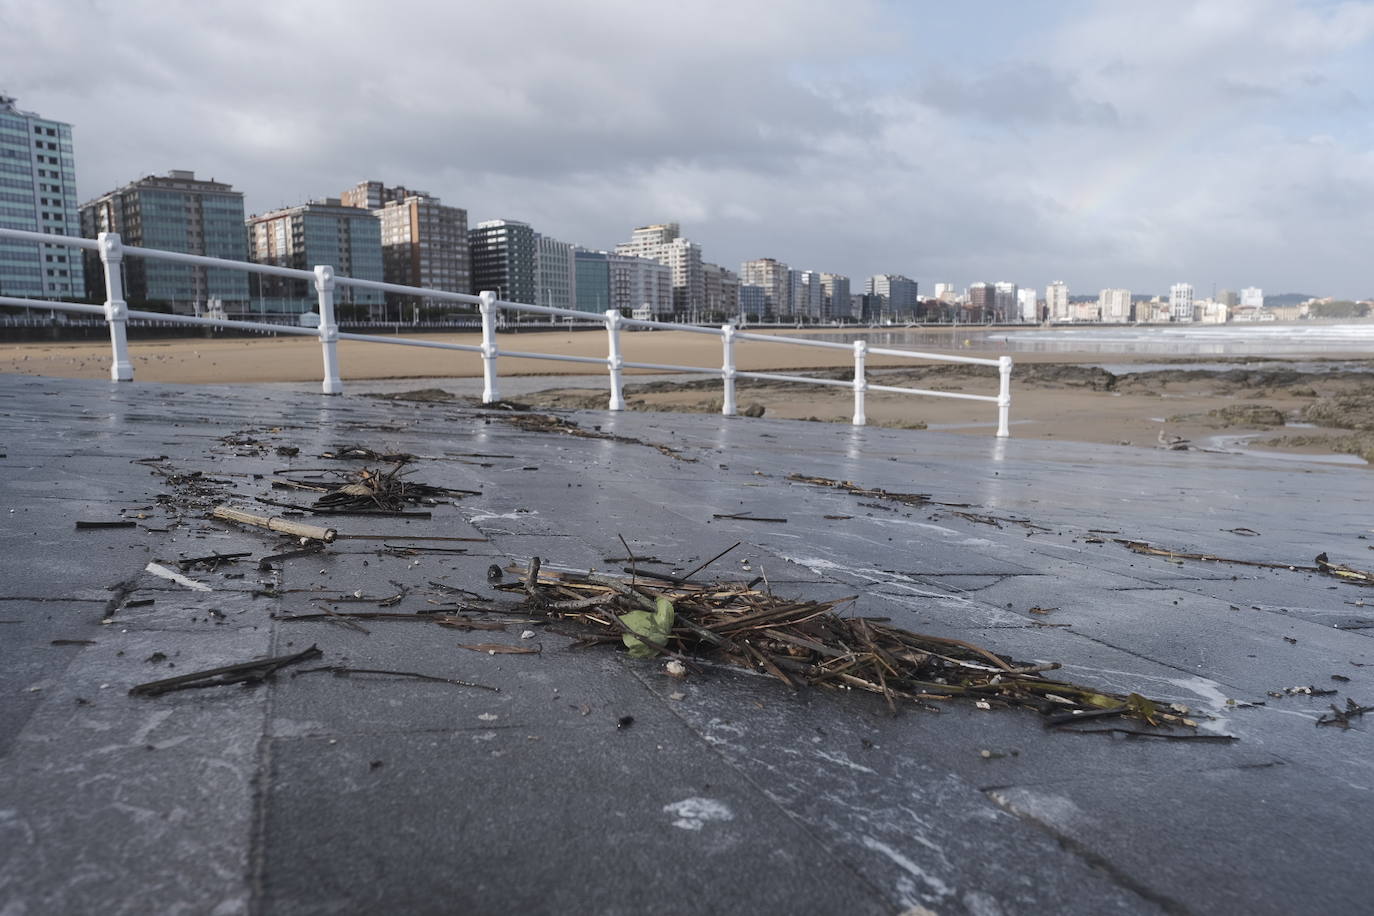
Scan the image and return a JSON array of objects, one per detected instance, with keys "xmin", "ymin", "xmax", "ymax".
[{"xmin": 2, "ymin": 328, "xmax": 1370, "ymax": 465}]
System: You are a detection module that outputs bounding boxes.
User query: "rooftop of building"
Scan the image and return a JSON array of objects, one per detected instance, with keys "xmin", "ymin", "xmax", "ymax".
[
  {"xmin": 2, "ymin": 372, "xmax": 1371, "ymax": 914},
  {"xmin": 248, "ymin": 198, "xmax": 386, "ymax": 220},
  {"xmin": 474, "ymin": 218, "xmax": 531, "ymax": 229},
  {"xmin": 0, "ymin": 94, "xmax": 67, "ymax": 123},
  {"xmin": 81, "ymin": 171, "xmax": 243, "ymax": 208}
]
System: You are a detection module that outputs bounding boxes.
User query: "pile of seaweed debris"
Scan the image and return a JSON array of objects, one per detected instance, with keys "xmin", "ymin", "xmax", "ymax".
[
  {"xmin": 496, "ymin": 560, "xmax": 1211, "ymax": 736},
  {"xmin": 272, "ymin": 459, "xmax": 479, "ymax": 514}
]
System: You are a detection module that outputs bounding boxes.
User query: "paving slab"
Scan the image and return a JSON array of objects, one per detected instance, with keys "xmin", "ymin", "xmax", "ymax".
[{"xmin": 3, "ymin": 374, "xmax": 1373, "ymax": 915}]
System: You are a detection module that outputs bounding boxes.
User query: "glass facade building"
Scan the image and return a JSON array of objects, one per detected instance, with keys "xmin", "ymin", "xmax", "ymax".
[
  {"xmin": 574, "ymin": 249, "xmax": 610, "ymax": 313},
  {"xmin": 79, "ymin": 171, "xmax": 250, "ymax": 314},
  {"xmin": 246, "ymin": 200, "xmax": 383, "ymax": 317},
  {"xmin": 0, "ymin": 95, "xmax": 83, "ymax": 300}
]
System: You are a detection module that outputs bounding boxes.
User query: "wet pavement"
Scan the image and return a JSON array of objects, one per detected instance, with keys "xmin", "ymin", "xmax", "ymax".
[{"xmin": 1, "ymin": 373, "xmax": 1372, "ymax": 916}]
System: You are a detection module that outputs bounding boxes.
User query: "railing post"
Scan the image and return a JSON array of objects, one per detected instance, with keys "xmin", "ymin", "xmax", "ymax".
[
  {"xmin": 996, "ymin": 355, "xmax": 1013, "ymax": 438},
  {"xmin": 852, "ymin": 339, "xmax": 867, "ymax": 426},
  {"xmin": 479, "ymin": 290, "xmax": 500, "ymax": 403},
  {"xmin": 605, "ymin": 308, "xmax": 626, "ymax": 411},
  {"xmin": 97, "ymin": 232, "xmax": 133, "ymax": 381},
  {"xmin": 314, "ymin": 265, "xmax": 342, "ymax": 395},
  {"xmin": 720, "ymin": 323, "xmax": 737, "ymax": 416}
]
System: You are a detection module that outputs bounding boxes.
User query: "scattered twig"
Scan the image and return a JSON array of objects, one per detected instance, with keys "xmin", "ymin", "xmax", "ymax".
[
  {"xmin": 1053, "ymin": 727, "xmax": 1237, "ymax": 742},
  {"xmin": 1114, "ymin": 539, "xmax": 1319, "ymax": 572},
  {"xmin": 335, "ymin": 534, "xmax": 488, "ymax": 543},
  {"xmin": 130, "ymin": 645, "xmax": 322, "ymax": 696},
  {"xmin": 292, "ymin": 665, "xmax": 498, "ymax": 692},
  {"xmin": 457, "ymin": 643, "xmax": 542, "ymax": 655},
  {"xmin": 259, "ymin": 543, "xmax": 326, "ymax": 569},
  {"xmin": 1316, "ymin": 698, "xmax": 1374, "ymax": 729},
  {"xmin": 678, "ymin": 541, "xmax": 742, "ymax": 580}
]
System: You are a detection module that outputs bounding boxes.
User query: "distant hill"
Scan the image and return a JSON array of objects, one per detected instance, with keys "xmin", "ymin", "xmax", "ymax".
[{"xmin": 1264, "ymin": 293, "xmax": 1316, "ymax": 308}]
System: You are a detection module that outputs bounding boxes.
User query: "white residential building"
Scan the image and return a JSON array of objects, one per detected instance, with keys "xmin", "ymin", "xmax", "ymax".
[
  {"xmin": 740, "ymin": 258, "xmax": 791, "ymax": 318},
  {"xmin": 1198, "ymin": 299, "xmax": 1229, "ymax": 324},
  {"xmin": 1099, "ymin": 288, "xmax": 1132, "ymax": 323},
  {"xmin": 993, "ymin": 281, "xmax": 1018, "ymax": 322},
  {"xmin": 615, "ymin": 222, "xmax": 704, "ymax": 317},
  {"xmin": 933, "ymin": 282, "xmax": 956, "ymax": 302},
  {"xmin": 1241, "ymin": 287, "xmax": 1263, "ymax": 309},
  {"xmin": 1046, "ymin": 281, "xmax": 1070, "ymax": 321},
  {"xmin": 1169, "ymin": 282, "xmax": 1195, "ymax": 321},
  {"xmin": 608, "ymin": 252, "xmax": 672, "ymax": 318},
  {"xmin": 1017, "ymin": 288, "xmax": 1038, "ymax": 322}
]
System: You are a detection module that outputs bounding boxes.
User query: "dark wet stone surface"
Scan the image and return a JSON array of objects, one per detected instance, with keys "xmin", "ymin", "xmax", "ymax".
[{"xmin": 2, "ymin": 373, "xmax": 1372, "ymax": 915}]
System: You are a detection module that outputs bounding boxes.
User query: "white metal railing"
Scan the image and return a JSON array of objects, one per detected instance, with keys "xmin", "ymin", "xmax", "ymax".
[{"xmin": 0, "ymin": 228, "xmax": 1014, "ymax": 435}]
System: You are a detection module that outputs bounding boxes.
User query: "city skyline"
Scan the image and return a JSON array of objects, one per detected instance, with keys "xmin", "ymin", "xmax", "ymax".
[{"xmin": 4, "ymin": 0, "xmax": 1374, "ymax": 298}]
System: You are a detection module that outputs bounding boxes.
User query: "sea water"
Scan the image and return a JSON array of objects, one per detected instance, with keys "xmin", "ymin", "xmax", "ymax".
[{"xmin": 812, "ymin": 322, "xmax": 1374, "ymax": 359}]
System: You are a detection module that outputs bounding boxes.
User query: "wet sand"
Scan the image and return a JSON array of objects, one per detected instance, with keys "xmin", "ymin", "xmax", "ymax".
[{"xmin": 2, "ymin": 330, "xmax": 1370, "ymax": 465}]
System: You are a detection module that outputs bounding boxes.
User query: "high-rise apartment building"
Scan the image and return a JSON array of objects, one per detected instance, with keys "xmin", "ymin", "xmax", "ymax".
[
  {"xmin": 820, "ymin": 273, "xmax": 851, "ymax": 320},
  {"xmin": 609, "ymin": 252, "xmax": 672, "ymax": 318},
  {"xmin": 740, "ymin": 258, "xmax": 791, "ymax": 318},
  {"xmin": 1017, "ymin": 288, "xmax": 1039, "ymax": 322},
  {"xmin": 933, "ymin": 282, "xmax": 955, "ymax": 302},
  {"xmin": 246, "ymin": 199, "xmax": 382, "ymax": 316},
  {"xmin": 1240, "ymin": 287, "xmax": 1263, "ymax": 309},
  {"xmin": 534, "ymin": 234, "xmax": 576, "ymax": 312},
  {"xmin": 1099, "ymin": 288, "xmax": 1132, "ymax": 322},
  {"xmin": 795, "ymin": 270, "xmax": 824, "ymax": 320},
  {"xmin": 469, "ymin": 219, "xmax": 536, "ymax": 305},
  {"xmin": 81, "ymin": 171, "xmax": 249, "ymax": 315},
  {"xmin": 340, "ymin": 180, "xmax": 469, "ymax": 317},
  {"xmin": 702, "ymin": 262, "xmax": 739, "ymax": 320},
  {"xmin": 614, "ymin": 222, "xmax": 704, "ymax": 318},
  {"xmin": 967, "ymin": 282, "xmax": 993, "ymax": 321},
  {"xmin": 866, "ymin": 275, "xmax": 919, "ymax": 320},
  {"xmin": 1045, "ymin": 281, "xmax": 1070, "ymax": 321},
  {"xmin": 1169, "ymin": 282, "xmax": 1195, "ymax": 322},
  {"xmin": 1216, "ymin": 289, "xmax": 1239, "ymax": 307},
  {"xmin": 992, "ymin": 282, "xmax": 1018, "ymax": 322},
  {"xmin": 0, "ymin": 95, "xmax": 83, "ymax": 300}
]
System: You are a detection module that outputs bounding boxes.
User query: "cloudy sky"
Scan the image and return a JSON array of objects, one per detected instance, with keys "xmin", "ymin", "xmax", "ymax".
[{"xmin": 5, "ymin": 0, "xmax": 1374, "ymax": 297}]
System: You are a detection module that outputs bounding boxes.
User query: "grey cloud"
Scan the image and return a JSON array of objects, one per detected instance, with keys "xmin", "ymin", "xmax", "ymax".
[
  {"xmin": 2, "ymin": 0, "xmax": 1373, "ymax": 297},
  {"xmin": 916, "ymin": 64, "xmax": 1119, "ymax": 128}
]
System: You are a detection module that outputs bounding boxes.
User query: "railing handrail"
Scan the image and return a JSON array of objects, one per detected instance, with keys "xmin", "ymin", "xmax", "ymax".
[{"xmin": 0, "ymin": 226, "xmax": 1014, "ymax": 436}]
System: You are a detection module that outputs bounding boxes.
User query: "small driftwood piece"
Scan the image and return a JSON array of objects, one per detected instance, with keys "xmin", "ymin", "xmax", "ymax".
[{"xmin": 212, "ymin": 506, "xmax": 336, "ymax": 543}]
